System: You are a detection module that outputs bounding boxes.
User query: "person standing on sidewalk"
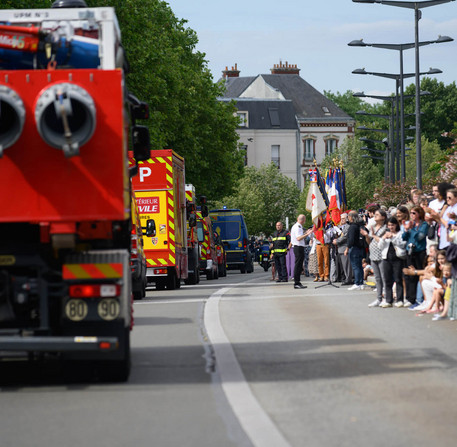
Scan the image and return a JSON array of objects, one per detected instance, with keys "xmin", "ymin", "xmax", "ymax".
[
  {"xmin": 291, "ymin": 215, "xmax": 313, "ymax": 289},
  {"xmin": 345, "ymin": 211, "xmax": 365, "ymax": 291},
  {"xmin": 333, "ymin": 213, "xmax": 353, "ymax": 285},
  {"xmin": 271, "ymin": 221, "xmax": 290, "ymax": 282}
]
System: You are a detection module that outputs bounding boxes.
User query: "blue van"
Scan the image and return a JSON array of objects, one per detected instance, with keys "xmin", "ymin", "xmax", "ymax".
[{"xmin": 209, "ymin": 209, "xmax": 254, "ymax": 274}]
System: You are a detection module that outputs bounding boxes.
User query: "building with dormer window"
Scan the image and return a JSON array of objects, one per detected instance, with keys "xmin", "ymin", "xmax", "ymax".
[{"xmin": 219, "ymin": 62, "xmax": 355, "ymax": 189}]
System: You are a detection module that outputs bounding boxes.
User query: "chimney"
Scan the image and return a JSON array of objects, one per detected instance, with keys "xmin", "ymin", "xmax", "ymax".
[
  {"xmin": 270, "ymin": 61, "xmax": 300, "ymax": 75},
  {"xmin": 222, "ymin": 63, "xmax": 240, "ymax": 79}
]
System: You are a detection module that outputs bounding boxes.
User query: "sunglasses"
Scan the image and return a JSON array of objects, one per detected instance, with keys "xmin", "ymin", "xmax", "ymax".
[{"xmin": 410, "ymin": 211, "xmax": 417, "ymax": 215}]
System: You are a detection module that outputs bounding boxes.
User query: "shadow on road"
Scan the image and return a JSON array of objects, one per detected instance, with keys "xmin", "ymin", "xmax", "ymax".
[{"xmin": 3, "ymin": 337, "xmax": 456, "ymax": 389}]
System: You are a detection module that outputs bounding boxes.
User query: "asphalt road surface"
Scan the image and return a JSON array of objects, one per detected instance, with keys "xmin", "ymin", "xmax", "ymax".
[{"xmin": 1, "ymin": 266, "xmax": 457, "ymax": 447}]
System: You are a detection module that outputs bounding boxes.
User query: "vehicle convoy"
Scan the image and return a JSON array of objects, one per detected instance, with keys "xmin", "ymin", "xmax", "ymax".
[
  {"xmin": 210, "ymin": 209, "xmax": 254, "ymax": 274},
  {"xmin": 214, "ymin": 231, "xmax": 227, "ymax": 277},
  {"xmin": 0, "ymin": 2, "xmax": 151, "ymax": 381},
  {"xmin": 196, "ymin": 206, "xmax": 219, "ymax": 281},
  {"xmin": 130, "ymin": 194, "xmax": 148, "ymax": 300},
  {"xmin": 130, "ymin": 150, "xmax": 188, "ymax": 290},
  {"xmin": 184, "ymin": 184, "xmax": 200, "ymax": 285},
  {"xmin": 259, "ymin": 241, "xmax": 271, "ymax": 272}
]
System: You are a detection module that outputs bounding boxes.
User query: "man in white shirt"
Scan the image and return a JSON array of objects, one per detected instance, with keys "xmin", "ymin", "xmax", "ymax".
[
  {"xmin": 428, "ymin": 184, "xmax": 445, "ymax": 213},
  {"xmin": 291, "ymin": 214, "xmax": 313, "ymax": 289}
]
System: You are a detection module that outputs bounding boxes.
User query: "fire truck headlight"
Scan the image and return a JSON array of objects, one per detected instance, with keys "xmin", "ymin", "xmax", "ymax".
[
  {"xmin": 0, "ymin": 85, "xmax": 26, "ymax": 158},
  {"xmin": 34, "ymin": 83, "xmax": 96, "ymax": 158}
]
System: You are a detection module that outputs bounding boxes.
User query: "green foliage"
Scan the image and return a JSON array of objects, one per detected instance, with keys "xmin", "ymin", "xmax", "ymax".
[
  {"xmin": 404, "ymin": 78, "xmax": 457, "ymax": 150},
  {"xmin": 3, "ymin": 0, "xmax": 243, "ymax": 200},
  {"xmin": 215, "ymin": 164, "xmax": 300, "ymax": 236},
  {"xmin": 320, "ymin": 137, "xmax": 382, "ymax": 210},
  {"xmin": 324, "ymin": 89, "xmax": 381, "ymax": 120},
  {"xmin": 405, "ymin": 137, "xmax": 444, "ymax": 182},
  {"xmin": 2, "ymin": 1, "xmax": 51, "ymax": 7}
]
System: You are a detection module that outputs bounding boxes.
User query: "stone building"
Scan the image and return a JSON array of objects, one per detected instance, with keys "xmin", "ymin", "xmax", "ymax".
[{"xmin": 220, "ymin": 62, "xmax": 355, "ymax": 189}]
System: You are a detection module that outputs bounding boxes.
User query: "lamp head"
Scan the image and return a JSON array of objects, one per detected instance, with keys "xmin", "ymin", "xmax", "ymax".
[
  {"xmin": 352, "ymin": 68, "xmax": 367, "ymax": 75},
  {"xmin": 437, "ymin": 35, "xmax": 454, "ymax": 43},
  {"xmin": 348, "ymin": 39, "xmax": 367, "ymax": 47}
]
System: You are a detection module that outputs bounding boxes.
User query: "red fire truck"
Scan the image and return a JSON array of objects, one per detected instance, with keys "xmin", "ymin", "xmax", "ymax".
[{"xmin": 0, "ymin": 3, "xmax": 150, "ymax": 381}]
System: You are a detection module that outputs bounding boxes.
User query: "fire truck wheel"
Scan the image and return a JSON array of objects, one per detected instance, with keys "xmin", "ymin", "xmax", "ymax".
[
  {"xmin": 166, "ymin": 272, "xmax": 178, "ymax": 290},
  {"xmin": 214, "ymin": 266, "xmax": 219, "ymax": 280},
  {"xmin": 156, "ymin": 280, "xmax": 166, "ymax": 290},
  {"xmin": 97, "ymin": 327, "xmax": 131, "ymax": 383},
  {"xmin": 240, "ymin": 266, "xmax": 246, "ymax": 274},
  {"xmin": 206, "ymin": 269, "xmax": 213, "ymax": 280}
]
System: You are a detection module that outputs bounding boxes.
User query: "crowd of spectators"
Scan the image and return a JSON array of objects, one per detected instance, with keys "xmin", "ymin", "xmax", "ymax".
[{"xmin": 305, "ymin": 181, "xmax": 457, "ymax": 322}]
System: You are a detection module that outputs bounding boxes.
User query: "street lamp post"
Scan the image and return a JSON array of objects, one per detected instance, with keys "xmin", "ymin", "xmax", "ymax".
[
  {"xmin": 352, "ymin": 69, "xmax": 441, "ymax": 181},
  {"xmin": 357, "ymin": 110, "xmax": 395, "ymax": 181},
  {"xmin": 348, "ymin": 35, "xmax": 452, "ymax": 182},
  {"xmin": 352, "ymin": 0, "xmax": 456, "ymax": 188},
  {"xmin": 357, "ymin": 125, "xmax": 390, "ymax": 180}
]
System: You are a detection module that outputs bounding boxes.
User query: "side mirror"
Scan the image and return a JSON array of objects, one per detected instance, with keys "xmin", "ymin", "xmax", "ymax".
[
  {"xmin": 146, "ymin": 219, "xmax": 156, "ymax": 237},
  {"xmin": 128, "ymin": 93, "xmax": 150, "ymax": 120},
  {"xmin": 189, "ymin": 214, "xmax": 197, "ymax": 228},
  {"xmin": 132, "ymin": 125, "xmax": 151, "ymax": 162}
]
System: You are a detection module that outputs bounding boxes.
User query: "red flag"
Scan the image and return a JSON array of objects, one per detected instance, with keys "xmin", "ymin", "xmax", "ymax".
[{"xmin": 313, "ymin": 216, "xmax": 325, "ymax": 244}]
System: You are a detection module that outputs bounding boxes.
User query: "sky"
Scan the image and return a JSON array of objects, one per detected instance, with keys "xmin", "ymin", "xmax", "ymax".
[{"xmin": 167, "ymin": 0, "xmax": 457, "ymax": 101}]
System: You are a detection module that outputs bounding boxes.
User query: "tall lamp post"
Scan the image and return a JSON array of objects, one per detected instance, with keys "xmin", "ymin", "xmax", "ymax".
[
  {"xmin": 357, "ymin": 110, "xmax": 395, "ymax": 181},
  {"xmin": 353, "ymin": 90, "xmax": 431, "ymax": 180},
  {"xmin": 348, "ymin": 35, "xmax": 452, "ymax": 184},
  {"xmin": 352, "ymin": 0, "xmax": 456, "ymax": 188},
  {"xmin": 357, "ymin": 125, "xmax": 390, "ymax": 180},
  {"xmin": 352, "ymin": 68, "xmax": 441, "ymax": 181}
]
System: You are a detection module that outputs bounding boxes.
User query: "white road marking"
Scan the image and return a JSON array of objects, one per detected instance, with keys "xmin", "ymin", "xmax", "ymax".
[{"xmin": 204, "ymin": 287, "xmax": 291, "ymax": 447}]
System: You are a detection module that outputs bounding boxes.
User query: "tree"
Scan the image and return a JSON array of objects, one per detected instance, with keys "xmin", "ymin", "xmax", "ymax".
[
  {"xmin": 404, "ymin": 137, "xmax": 444, "ymax": 182},
  {"xmin": 215, "ymin": 164, "xmax": 300, "ymax": 236},
  {"xmin": 324, "ymin": 89, "xmax": 380, "ymax": 120},
  {"xmin": 3, "ymin": 0, "xmax": 243, "ymax": 200},
  {"xmin": 403, "ymin": 78, "xmax": 457, "ymax": 150}
]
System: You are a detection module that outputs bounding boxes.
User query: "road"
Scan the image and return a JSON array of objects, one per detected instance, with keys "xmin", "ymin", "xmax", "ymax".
[{"xmin": 1, "ymin": 266, "xmax": 457, "ymax": 447}]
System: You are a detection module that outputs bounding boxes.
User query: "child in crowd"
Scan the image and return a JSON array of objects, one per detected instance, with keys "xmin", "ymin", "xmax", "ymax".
[
  {"xmin": 362, "ymin": 259, "xmax": 373, "ymax": 281},
  {"xmin": 432, "ymin": 262, "xmax": 452, "ymax": 321}
]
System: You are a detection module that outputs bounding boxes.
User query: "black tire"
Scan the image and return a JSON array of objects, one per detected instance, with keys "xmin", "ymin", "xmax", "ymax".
[
  {"xmin": 175, "ymin": 274, "xmax": 181, "ymax": 289},
  {"xmin": 196, "ymin": 268, "xmax": 200, "ymax": 284},
  {"xmin": 166, "ymin": 272, "xmax": 177, "ymax": 290},
  {"xmin": 206, "ymin": 269, "xmax": 213, "ymax": 280},
  {"xmin": 240, "ymin": 266, "xmax": 246, "ymax": 274},
  {"xmin": 214, "ymin": 266, "xmax": 219, "ymax": 280},
  {"xmin": 185, "ymin": 270, "xmax": 198, "ymax": 285},
  {"xmin": 97, "ymin": 327, "xmax": 131, "ymax": 383},
  {"xmin": 156, "ymin": 280, "xmax": 166, "ymax": 290},
  {"xmin": 263, "ymin": 264, "xmax": 269, "ymax": 272}
]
